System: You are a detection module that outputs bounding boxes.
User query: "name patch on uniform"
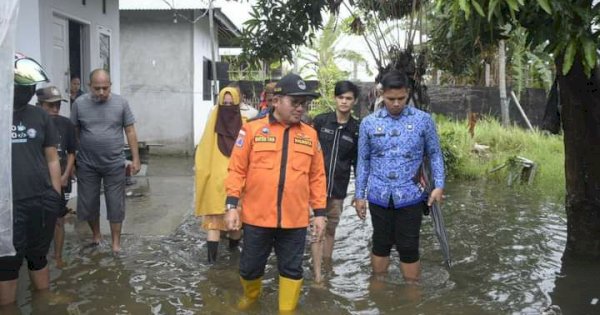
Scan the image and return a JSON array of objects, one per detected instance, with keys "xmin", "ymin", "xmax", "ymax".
[
  {"xmin": 294, "ymin": 137, "xmax": 313, "ymax": 147},
  {"xmin": 255, "ymin": 135, "xmax": 276, "ymax": 143},
  {"xmin": 320, "ymin": 127, "xmax": 334, "ymax": 135},
  {"xmin": 235, "ymin": 130, "xmax": 246, "ymax": 147}
]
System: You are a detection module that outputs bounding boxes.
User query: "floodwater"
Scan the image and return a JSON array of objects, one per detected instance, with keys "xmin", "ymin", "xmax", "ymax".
[{"xmin": 6, "ymin": 156, "xmax": 600, "ymax": 314}]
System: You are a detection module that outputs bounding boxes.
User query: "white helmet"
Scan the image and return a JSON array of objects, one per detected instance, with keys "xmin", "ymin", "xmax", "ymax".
[{"xmin": 14, "ymin": 53, "xmax": 49, "ymax": 86}]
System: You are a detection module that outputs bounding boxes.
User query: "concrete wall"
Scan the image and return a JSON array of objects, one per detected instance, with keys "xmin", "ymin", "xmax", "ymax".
[
  {"xmin": 427, "ymin": 86, "xmax": 548, "ymax": 128},
  {"xmin": 120, "ymin": 10, "xmax": 195, "ymax": 155},
  {"xmin": 355, "ymin": 84, "xmax": 549, "ymax": 129}
]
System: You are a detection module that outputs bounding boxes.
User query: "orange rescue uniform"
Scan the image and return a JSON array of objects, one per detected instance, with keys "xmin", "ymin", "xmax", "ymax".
[{"xmin": 225, "ymin": 115, "xmax": 327, "ymax": 228}]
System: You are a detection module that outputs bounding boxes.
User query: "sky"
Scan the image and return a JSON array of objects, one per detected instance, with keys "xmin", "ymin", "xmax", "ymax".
[{"xmin": 214, "ymin": 0, "xmax": 253, "ymax": 29}]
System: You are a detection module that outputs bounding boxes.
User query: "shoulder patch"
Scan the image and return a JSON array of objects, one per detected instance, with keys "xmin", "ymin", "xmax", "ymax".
[{"xmin": 235, "ymin": 129, "xmax": 246, "ymax": 147}]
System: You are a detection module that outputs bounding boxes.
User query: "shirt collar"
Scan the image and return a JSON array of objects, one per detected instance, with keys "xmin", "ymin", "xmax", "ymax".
[
  {"xmin": 267, "ymin": 108, "xmax": 302, "ymax": 127},
  {"xmin": 325, "ymin": 111, "xmax": 338, "ymax": 123},
  {"xmin": 268, "ymin": 108, "xmax": 278, "ymax": 124},
  {"xmin": 326, "ymin": 111, "xmax": 356, "ymax": 126}
]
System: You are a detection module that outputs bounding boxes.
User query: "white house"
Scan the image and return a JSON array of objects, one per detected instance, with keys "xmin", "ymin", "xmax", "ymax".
[
  {"xmin": 15, "ymin": 0, "xmax": 121, "ymax": 118},
  {"xmin": 119, "ymin": 0, "xmax": 241, "ymax": 155}
]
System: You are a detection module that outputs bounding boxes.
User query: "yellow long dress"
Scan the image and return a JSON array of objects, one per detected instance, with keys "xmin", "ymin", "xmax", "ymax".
[{"xmin": 194, "ymin": 87, "xmax": 252, "ymax": 230}]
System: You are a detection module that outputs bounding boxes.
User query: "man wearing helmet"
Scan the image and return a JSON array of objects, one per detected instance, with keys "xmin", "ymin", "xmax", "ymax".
[{"xmin": 0, "ymin": 54, "xmax": 63, "ymax": 306}]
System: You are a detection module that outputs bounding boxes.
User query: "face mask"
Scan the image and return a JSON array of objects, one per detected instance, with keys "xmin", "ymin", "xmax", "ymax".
[{"xmin": 13, "ymin": 85, "xmax": 35, "ymax": 111}]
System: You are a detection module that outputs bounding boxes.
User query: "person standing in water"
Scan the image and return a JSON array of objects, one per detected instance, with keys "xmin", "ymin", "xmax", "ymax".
[
  {"xmin": 354, "ymin": 70, "xmax": 445, "ymax": 284},
  {"xmin": 310, "ymin": 81, "xmax": 360, "ymax": 283},
  {"xmin": 194, "ymin": 87, "xmax": 251, "ymax": 263},
  {"xmin": 36, "ymin": 86, "xmax": 77, "ymax": 268},
  {"xmin": 224, "ymin": 73, "xmax": 327, "ymax": 311},
  {"xmin": 70, "ymin": 69, "xmax": 141, "ymax": 253}
]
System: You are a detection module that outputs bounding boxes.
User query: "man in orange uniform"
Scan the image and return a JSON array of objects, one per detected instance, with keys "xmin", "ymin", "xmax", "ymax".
[{"xmin": 224, "ymin": 73, "xmax": 327, "ymax": 312}]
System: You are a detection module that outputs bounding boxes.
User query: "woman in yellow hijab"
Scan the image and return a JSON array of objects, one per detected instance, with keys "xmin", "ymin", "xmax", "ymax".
[{"xmin": 194, "ymin": 87, "xmax": 249, "ymax": 263}]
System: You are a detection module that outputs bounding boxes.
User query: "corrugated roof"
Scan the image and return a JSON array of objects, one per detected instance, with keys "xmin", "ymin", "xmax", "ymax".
[
  {"xmin": 120, "ymin": 0, "xmax": 208, "ymax": 10},
  {"xmin": 119, "ymin": 0, "xmax": 241, "ymax": 38}
]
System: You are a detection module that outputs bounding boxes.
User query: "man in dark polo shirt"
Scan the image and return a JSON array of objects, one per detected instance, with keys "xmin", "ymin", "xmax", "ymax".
[
  {"xmin": 36, "ymin": 85, "xmax": 77, "ymax": 267},
  {"xmin": 71, "ymin": 69, "xmax": 140, "ymax": 253}
]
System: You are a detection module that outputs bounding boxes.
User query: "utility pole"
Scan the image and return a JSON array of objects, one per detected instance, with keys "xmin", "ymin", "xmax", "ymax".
[
  {"xmin": 208, "ymin": 0, "xmax": 218, "ymax": 102},
  {"xmin": 499, "ymin": 40, "xmax": 510, "ymax": 127}
]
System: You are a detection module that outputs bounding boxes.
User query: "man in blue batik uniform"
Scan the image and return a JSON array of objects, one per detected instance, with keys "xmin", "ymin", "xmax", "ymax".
[{"xmin": 354, "ymin": 70, "xmax": 445, "ymax": 284}]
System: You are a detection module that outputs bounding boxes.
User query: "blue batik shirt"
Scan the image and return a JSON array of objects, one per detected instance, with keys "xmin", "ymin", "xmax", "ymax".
[{"xmin": 355, "ymin": 106, "xmax": 445, "ymax": 208}]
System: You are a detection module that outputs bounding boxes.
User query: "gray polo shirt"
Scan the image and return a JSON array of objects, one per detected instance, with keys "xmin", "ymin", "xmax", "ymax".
[{"xmin": 71, "ymin": 93, "xmax": 135, "ymax": 166}]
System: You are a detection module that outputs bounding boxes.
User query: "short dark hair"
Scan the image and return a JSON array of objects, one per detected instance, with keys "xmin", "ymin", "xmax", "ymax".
[
  {"xmin": 334, "ymin": 80, "xmax": 359, "ymax": 98},
  {"xmin": 380, "ymin": 70, "xmax": 410, "ymax": 91}
]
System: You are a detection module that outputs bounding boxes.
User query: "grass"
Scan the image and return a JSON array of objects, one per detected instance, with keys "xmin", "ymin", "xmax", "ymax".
[{"xmin": 435, "ymin": 115, "xmax": 565, "ymax": 199}]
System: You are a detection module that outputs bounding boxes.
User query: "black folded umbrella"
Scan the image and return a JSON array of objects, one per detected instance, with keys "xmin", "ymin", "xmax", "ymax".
[{"xmin": 422, "ymin": 160, "xmax": 452, "ymax": 268}]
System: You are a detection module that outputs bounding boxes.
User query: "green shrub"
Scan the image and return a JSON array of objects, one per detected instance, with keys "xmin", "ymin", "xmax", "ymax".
[{"xmin": 434, "ymin": 114, "xmax": 565, "ymax": 198}]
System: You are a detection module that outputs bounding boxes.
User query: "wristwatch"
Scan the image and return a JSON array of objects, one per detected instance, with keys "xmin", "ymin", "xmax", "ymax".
[{"xmin": 226, "ymin": 204, "xmax": 237, "ymax": 211}]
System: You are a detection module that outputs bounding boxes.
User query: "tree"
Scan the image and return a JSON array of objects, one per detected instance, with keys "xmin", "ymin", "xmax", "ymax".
[
  {"xmin": 241, "ymin": 0, "xmax": 431, "ymax": 109},
  {"xmin": 239, "ymin": 0, "xmax": 328, "ymax": 65},
  {"xmin": 507, "ymin": 26, "xmax": 554, "ymax": 97},
  {"xmin": 297, "ymin": 16, "xmax": 371, "ymax": 112},
  {"xmin": 438, "ymin": 0, "xmax": 600, "ymax": 259}
]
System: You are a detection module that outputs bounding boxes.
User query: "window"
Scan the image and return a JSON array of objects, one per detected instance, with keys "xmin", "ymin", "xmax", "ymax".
[
  {"xmin": 203, "ymin": 58, "xmax": 211, "ymax": 101},
  {"xmin": 98, "ymin": 27, "xmax": 111, "ymax": 73}
]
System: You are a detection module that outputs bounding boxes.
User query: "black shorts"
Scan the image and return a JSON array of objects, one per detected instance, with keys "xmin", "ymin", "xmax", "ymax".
[
  {"xmin": 0, "ymin": 189, "xmax": 62, "ymax": 281},
  {"xmin": 369, "ymin": 200, "xmax": 425, "ymax": 263}
]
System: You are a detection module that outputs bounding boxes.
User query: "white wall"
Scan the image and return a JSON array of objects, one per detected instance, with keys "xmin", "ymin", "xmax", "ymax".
[
  {"xmin": 121, "ymin": 10, "xmax": 221, "ymax": 154},
  {"xmin": 120, "ymin": 10, "xmax": 195, "ymax": 155},
  {"xmin": 193, "ymin": 16, "xmax": 219, "ymax": 146},
  {"xmin": 15, "ymin": 0, "xmax": 41, "ymax": 61}
]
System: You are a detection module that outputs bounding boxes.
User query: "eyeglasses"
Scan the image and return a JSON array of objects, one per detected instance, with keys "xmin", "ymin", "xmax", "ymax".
[
  {"xmin": 287, "ymin": 96, "xmax": 310, "ymax": 109},
  {"xmin": 14, "ymin": 57, "xmax": 49, "ymax": 86}
]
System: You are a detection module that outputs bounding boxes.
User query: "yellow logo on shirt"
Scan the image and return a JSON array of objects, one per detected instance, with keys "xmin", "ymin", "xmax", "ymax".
[{"xmin": 294, "ymin": 137, "xmax": 313, "ymax": 147}]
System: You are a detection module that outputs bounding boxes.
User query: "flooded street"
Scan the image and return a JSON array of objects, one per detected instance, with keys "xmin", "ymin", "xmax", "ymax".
[{"xmin": 8, "ymin": 156, "xmax": 600, "ymax": 314}]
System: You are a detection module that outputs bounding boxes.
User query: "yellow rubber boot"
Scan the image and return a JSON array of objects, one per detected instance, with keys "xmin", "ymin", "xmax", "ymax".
[
  {"xmin": 278, "ymin": 276, "xmax": 303, "ymax": 312},
  {"xmin": 237, "ymin": 277, "xmax": 262, "ymax": 310}
]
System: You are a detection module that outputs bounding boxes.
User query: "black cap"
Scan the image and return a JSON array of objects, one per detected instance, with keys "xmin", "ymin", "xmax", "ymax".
[{"xmin": 274, "ymin": 73, "xmax": 320, "ymax": 98}]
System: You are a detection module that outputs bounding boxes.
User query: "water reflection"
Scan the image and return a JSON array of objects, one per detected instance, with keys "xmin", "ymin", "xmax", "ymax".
[
  {"xmin": 9, "ymin": 159, "xmax": 592, "ymax": 314},
  {"xmin": 549, "ymin": 258, "xmax": 600, "ymax": 315}
]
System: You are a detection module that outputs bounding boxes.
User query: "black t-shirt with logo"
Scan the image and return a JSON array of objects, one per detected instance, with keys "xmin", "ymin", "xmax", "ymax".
[
  {"xmin": 51, "ymin": 115, "xmax": 77, "ymax": 172},
  {"xmin": 11, "ymin": 105, "xmax": 59, "ymax": 200}
]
